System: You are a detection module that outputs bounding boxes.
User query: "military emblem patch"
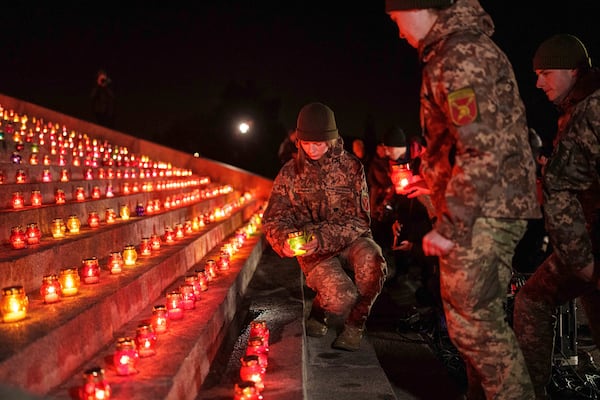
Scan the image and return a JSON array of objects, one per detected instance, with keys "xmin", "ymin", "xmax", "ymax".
[
  {"xmin": 448, "ymin": 87, "xmax": 478, "ymax": 126},
  {"xmin": 361, "ymin": 191, "xmax": 370, "ymax": 213}
]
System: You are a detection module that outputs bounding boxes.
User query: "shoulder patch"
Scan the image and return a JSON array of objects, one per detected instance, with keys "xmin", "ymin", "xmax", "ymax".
[{"xmin": 448, "ymin": 87, "xmax": 478, "ymax": 126}]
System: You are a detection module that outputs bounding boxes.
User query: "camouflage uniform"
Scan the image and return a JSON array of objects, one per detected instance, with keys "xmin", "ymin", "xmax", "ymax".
[
  {"xmin": 514, "ymin": 69, "xmax": 600, "ymax": 399},
  {"xmin": 262, "ymin": 137, "xmax": 387, "ymax": 330},
  {"xmin": 416, "ymin": 0, "xmax": 542, "ymax": 398}
]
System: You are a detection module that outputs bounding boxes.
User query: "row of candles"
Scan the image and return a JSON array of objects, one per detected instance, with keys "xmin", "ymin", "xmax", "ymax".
[
  {"xmin": 8, "ymin": 190, "xmax": 245, "ymax": 250},
  {"xmin": 70, "ymin": 215, "xmax": 262, "ymax": 400},
  {"xmin": 8, "ymin": 183, "xmax": 231, "ymax": 211},
  {"xmin": 235, "ymin": 320, "xmax": 271, "ymax": 400},
  {"xmin": 2, "ymin": 211, "xmax": 262, "ymax": 323}
]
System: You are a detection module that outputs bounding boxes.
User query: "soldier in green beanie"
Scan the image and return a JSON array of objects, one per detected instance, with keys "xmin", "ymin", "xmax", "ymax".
[
  {"xmin": 384, "ymin": 0, "xmax": 542, "ymax": 398},
  {"xmin": 262, "ymin": 102, "xmax": 387, "ymax": 352},
  {"xmin": 514, "ymin": 34, "xmax": 600, "ymax": 399}
]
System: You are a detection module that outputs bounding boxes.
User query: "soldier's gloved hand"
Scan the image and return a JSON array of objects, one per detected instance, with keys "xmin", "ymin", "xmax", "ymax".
[
  {"xmin": 423, "ymin": 230, "xmax": 454, "ymax": 257},
  {"xmin": 300, "ymin": 234, "xmax": 318, "ymax": 256},
  {"xmin": 397, "ymin": 176, "xmax": 431, "ymax": 198}
]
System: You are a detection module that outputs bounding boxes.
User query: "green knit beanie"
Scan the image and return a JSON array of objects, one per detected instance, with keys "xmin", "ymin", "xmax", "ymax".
[
  {"xmin": 383, "ymin": 126, "xmax": 407, "ymax": 147},
  {"xmin": 296, "ymin": 102, "xmax": 339, "ymax": 142},
  {"xmin": 385, "ymin": 0, "xmax": 454, "ymax": 11},
  {"xmin": 533, "ymin": 34, "xmax": 592, "ymax": 70}
]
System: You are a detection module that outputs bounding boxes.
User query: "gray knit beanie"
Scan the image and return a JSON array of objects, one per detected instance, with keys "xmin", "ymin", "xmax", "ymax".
[
  {"xmin": 296, "ymin": 102, "xmax": 339, "ymax": 142},
  {"xmin": 385, "ymin": 0, "xmax": 454, "ymax": 11},
  {"xmin": 533, "ymin": 34, "xmax": 591, "ymax": 70}
]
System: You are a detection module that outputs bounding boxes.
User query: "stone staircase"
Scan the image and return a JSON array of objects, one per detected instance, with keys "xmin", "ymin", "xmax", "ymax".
[{"xmin": 0, "ymin": 94, "xmax": 272, "ymax": 399}]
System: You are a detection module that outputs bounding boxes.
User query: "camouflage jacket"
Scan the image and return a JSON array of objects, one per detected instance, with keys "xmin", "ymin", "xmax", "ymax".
[
  {"xmin": 417, "ymin": 0, "xmax": 541, "ymax": 246},
  {"xmin": 543, "ymin": 69, "xmax": 600, "ymax": 269},
  {"xmin": 262, "ymin": 138, "xmax": 372, "ymax": 271}
]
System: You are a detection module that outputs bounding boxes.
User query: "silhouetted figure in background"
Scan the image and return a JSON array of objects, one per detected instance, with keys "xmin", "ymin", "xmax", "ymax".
[
  {"xmin": 277, "ymin": 128, "xmax": 298, "ymax": 165},
  {"xmin": 90, "ymin": 69, "xmax": 115, "ymax": 129}
]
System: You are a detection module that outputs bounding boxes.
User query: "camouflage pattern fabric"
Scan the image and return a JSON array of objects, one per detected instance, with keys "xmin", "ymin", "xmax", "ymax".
[
  {"xmin": 440, "ymin": 218, "xmax": 533, "ymax": 400},
  {"xmin": 262, "ymin": 138, "xmax": 387, "ymax": 327},
  {"xmin": 514, "ymin": 75, "xmax": 600, "ymax": 399},
  {"xmin": 411, "ymin": 0, "xmax": 541, "ymax": 398}
]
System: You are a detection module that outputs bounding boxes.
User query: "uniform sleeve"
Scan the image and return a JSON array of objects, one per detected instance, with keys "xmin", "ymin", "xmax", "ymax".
[{"xmin": 261, "ymin": 170, "xmax": 300, "ymax": 258}]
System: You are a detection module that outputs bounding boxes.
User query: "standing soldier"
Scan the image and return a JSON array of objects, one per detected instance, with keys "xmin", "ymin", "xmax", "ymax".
[
  {"xmin": 384, "ymin": 0, "xmax": 542, "ymax": 399},
  {"xmin": 262, "ymin": 102, "xmax": 387, "ymax": 351},
  {"xmin": 514, "ymin": 34, "xmax": 600, "ymax": 399}
]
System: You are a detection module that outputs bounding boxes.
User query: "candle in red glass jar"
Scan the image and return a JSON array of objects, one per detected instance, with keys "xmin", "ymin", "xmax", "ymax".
[
  {"xmin": 11, "ymin": 192, "xmax": 24, "ymax": 209},
  {"xmin": 113, "ymin": 337, "xmax": 139, "ymax": 376},
  {"xmin": 249, "ymin": 321, "xmax": 270, "ymax": 348},
  {"xmin": 15, "ymin": 169, "xmax": 26, "ymax": 183},
  {"xmin": 105, "ymin": 208, "xmax": 116, "ymax": 224},
  {"xmin": 25, "ymin": 222, "xmax": 41, "ymax": 245},
  {"xmin": 30, "ymin": 190, "xmax": 42, "ymax": 207},
  {"xmin": 108, "ymin": 251, "xmax": 123, "ymax": 274},
  {"xmin": 78, "ymin": 366, "xmax": 111, "ymax": 400},
  {"xmin": 91, "ymin": 186, "xmax": 101, "ymax": 199},
  {"xmin": 218, "ymin": 249, "xmax": 230, "ymax": 271},
  {"xmin": 166, "ymin": 291, "xmax": 184, "ymax": 320},
  {"xmin": 184, "ymin": 275, "xmax": 202, "ymax": 299},
  {"xmin": 135, "ymin": 323, "xmax": 157, "ymax": 357},
  {"xmin": 59, "ymin": 169, "xmax": 69, "ymax": 182},
  {"xmin": 179, "ymin": 284, "xmax": 195, "ymax": 310},
  {"xmin": 233, "ymin": 381, "xmax": 263, "ymax": 400},
  {"xmin": 9, "ymin": 226, "xmax": 26, "ymax": 249},
  {"xmin": 163, "ymin": 227, "xmax": 175, "ymax": 244},
  {"xmin": 55, "ymin": 189, "xmax": 66, "ymax": 204},
  {"xmin": 205, "ymin": 259, "xmax": 217, "ymax": 281},
  {"xmin": 42, "ymin": 169, "xmax": 52, "ymax": 182},
  {"xmin": 81, "ymin": 257, "xmax": 100, "ymax": 284},
  {"xmin": 40, "ymin": 274, "xmax": 62, "ymax": 304},
  {"xmin": 195, "ymin": 270, "xmax": 209, "ymax": 291},
  {"xmin": 75, "ymin": 186, "xmax": 86, "ymax": 202},
  {"xmin": 239, "ymin": 355, "xmax": 265, "ymax": 392},
  {"xmin": 150, "ymin": 234, "xmax": 161, "ymax": 251},
  {"xmin": 139, "ymin": 237, "xmax": 151, "ymax": 256},
  {"xmin": 151, "ymin": 305, "xmax": 169, "ymax": 334},
  {"xmin": 174, "ymin": 223, "xmax": 184, "ymax": 240},
  {"xmin": 246, "ymin": 336, "xmax": 268, "ymax": 373},
  {"xmin": 87, "ymin": 212, "xmax": 100, "ymax": 228}
]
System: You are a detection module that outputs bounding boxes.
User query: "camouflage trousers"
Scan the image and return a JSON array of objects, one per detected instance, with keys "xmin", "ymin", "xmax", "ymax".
[
  {"xmin": 514, "ymin": 253, "xmax": 600, "ymax": 399},
  {"xmin": 439, "ymin": 218, "xmax": 534, "ymax": 400},
  {"xmin": 304, "ymin": 237, "xmax": 387, "ymax": 328}
]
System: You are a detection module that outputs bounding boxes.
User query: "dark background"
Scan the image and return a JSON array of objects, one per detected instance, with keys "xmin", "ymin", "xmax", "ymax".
[{"xmin": 2, "ymin": 1, "xmax": 599, "ymax": 178}]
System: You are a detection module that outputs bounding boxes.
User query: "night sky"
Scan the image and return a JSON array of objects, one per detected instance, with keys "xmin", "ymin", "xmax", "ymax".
[{"xmin": 2, "ymin": 1, "xmax": 599, "ymax": 178}]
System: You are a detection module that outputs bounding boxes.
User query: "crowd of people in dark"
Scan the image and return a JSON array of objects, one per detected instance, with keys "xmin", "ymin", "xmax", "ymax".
[{"xmin": 266, "ymin": 0, "xmax": 598, "ymax": 399}]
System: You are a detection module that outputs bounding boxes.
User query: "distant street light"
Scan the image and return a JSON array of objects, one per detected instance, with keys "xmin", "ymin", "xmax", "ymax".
[{"xmin": 238, "ymin": 121, "xmax": 250, "ymax": 135}]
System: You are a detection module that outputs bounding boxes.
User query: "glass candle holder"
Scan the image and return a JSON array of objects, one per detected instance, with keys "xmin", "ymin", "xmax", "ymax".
[
  {"xmin": 66, "ymin": 215, "xmax": 81, "ymax": 234},
  {"xmin": 195, "ymin": 270, "xmax": 209, "ymax": 291},
  {"xmin": 79, "ymin": 367, "xmax": 111, "ymax": 400},
  {"xmin": 151, "ymin": 305, "xmax": 169, "ymax": 334},
  {"xmin": 239, "ymin": 355, "xmax": 265, "ymax": 393},
  {"xmin": 55, "ymin": 189, "xmax": 66, "ymax": 204},
  {"xmin": 9, "ymin": 226, "xmax": 26, "ymax": 249},
  {"xmin": 205, "ymin": 259, "xmax": 217, "ymax": 281},
  {"xmin": 233, "ymin": 380, "xmax": 262, "ymax": 400},
  {"xmin": 105, "ymin": 208, "xmax": 116, "ymax": 224},
  {"xmin": 179, "ymin": 283, "xmax": 195, "ymax": 310},
  {"xmin": 135, "ymin": 323, "xmax": 157, "ymax": 358},
  {"xmin": 163, "ymin": 227, "xmax": 175, "ymax": 244},
  {"xmin": 218, "ymin": 249, "xmax": 231, "ymax": 271},
  {"xmin": 40, "ymin": 274, "xmax": 62, "ymax": 304},
  {"xmin": 42, "ymin": 168, "xmax": 52, "ymax": 182},
  {"xmin": 391, "ymin": 162, "xmax": 413, "ymax": 193},
  {"xmin": 25, "ymin": 222, "xmax": 42, "ymax": 245},
  {"xmin": 150, "ymin": 234, "xmax": 161, "ymax": 251},
  {"xmin": 174, "ymin": 223, "xmax": 185, "ymax": 240},
  {"xmin": 165, "ymin": 291, "xmax": 184, "ymax": 320},
  {"xmin": 119, "ymin": 204, "xmax": 130, "ymax": 220},
  {"xmin": 108, "ymin": 251, "xmax": 123, "ymax": 274},
  {"xmin": 75, "ymin": 186, "xmax": 86, "ymax": 201},
  {"xmin": 1, "ymin": 285, "xmax": 29, "ymax": 323},
  {"xmin": 184, "ymin": 275, "xmax": 202, "ymax": 299},
  {"xmin": 91, "ymin": 186, "xmax": 101, "ymax": 199},
  {"xmin": 28, "ymin": 153, "xmax": 38, "ymax": 165},
  {"xmin": 84, "ymin": 168, "xmax": 93, "ymax": 180},
  {"xmin": 59, "ymin": 267, "xmax": 80, "ymax": 296},
  {"xmin": 135, "ymin": 202, "xmax": 145, "ymax": 217},
  {"xmin": 122, "ymin": 245, "xmax": 137, "ymax": 266},
  {"xmin": 87, "ymin": 212, "xmax": 100, "ymax": 228},
  {"xmin": 59, "ymin": 169, "xmax": 69, "ymax": 182},
  {"xmin": 139, "ymin": 238, "xmax": 151, "ymax": 256},
  {"xmin": 113, "ymin": 337, "xmax": 139, "ymax": 376},
  {"xmin": 249, "ymin": 321, "xmax": 270, "ymax": 348},
  {"xmin": 51, "ymin": 218, "xmax": 66, "ymax": 238},
  {"xmin": 246, "ymin": 336, "xmax": 268, "ymax": 373},
  {"xmin": 15, "ymin": 168, "xmax": 27, "ymax": 183},
  {"xmin": 287, "ymin": 231, "xmax": 307, "ymax": 256},
  {"xmin": 30, "ymin": 190, "xmax": 42, "ymax": 207},
  {"xmin": 81, "ymin": 257, "xmax": 100, "ymax": 284},
  {"xmin": 12, "ymin": 192, "xmax": 24, "ymax": 209}
]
